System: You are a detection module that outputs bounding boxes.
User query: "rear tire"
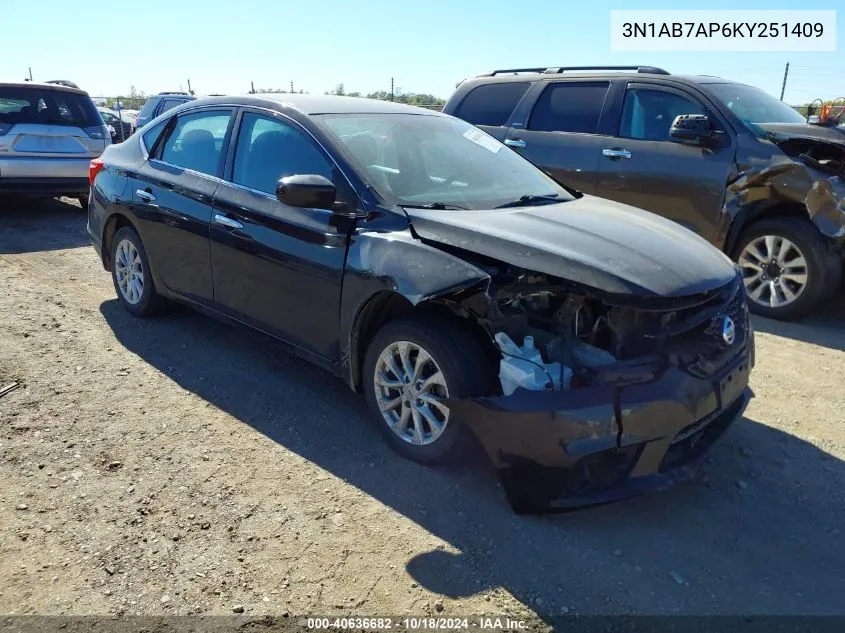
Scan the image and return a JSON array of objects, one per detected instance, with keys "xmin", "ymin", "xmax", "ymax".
[
  {"xmin": 363, "ymin": 315, "xmax": 495, "ymax": 464},
  {"xmin": 733, "ymin": 217, "xmax": 840, "ymax": 321},
  {"xmin": 111, "ymin": 226, "xmax": 162, "ymax": 317}
]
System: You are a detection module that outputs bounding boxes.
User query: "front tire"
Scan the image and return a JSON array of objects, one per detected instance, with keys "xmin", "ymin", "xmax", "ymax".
[
  {"xmin": 111, "ymin": 226, "xmax": 162, "ymax": 317},
  {"xmin": 363, "ymin": 316, "xmax": 494, "ymax": 464},
  {"xmin": 733, "ymin": 217, "xmax": 840, "ymax": 321}
]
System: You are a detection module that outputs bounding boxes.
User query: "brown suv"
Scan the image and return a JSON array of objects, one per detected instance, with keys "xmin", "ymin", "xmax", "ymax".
[{"xmin": 443, "ymin": 66, "xmax": 845, "ymax": 321}]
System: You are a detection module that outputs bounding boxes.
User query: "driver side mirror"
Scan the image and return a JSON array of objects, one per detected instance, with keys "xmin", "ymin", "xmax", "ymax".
[
  {"xmin": 276, "ymin": 174, "xmax": 337, "ymax": 210},
  {"xmin": 669, "ymin": 114, "xmax": 724, "ymax": 147}
]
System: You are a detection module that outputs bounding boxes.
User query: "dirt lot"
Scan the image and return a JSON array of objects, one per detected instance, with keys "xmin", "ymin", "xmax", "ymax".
[{"xmin": 1, "ymin": 197, "xmax": 844, "ymax": 620}]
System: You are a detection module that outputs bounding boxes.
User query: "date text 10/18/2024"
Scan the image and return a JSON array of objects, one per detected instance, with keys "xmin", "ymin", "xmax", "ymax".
[{"xmin": 305, "ymin": 617, "xmax": 529, "ymax": 630}]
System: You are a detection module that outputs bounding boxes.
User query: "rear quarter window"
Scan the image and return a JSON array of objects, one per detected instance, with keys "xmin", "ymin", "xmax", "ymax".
[
  {"xmin": 454, "ymin": 82, "xmax": 530, "ymax": 127},
  {"xmin": 141, "ymin": 119, "xmax": 169, "ymax": 154},
  {"xmin": 528, "ymin": 81, "xmax": 610, "ymax": 134}
]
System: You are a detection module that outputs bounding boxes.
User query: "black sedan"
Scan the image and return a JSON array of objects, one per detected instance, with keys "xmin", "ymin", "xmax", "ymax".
[{"xmin": 87, "ymin": 94, "xmax": 754, "ymax": 512}]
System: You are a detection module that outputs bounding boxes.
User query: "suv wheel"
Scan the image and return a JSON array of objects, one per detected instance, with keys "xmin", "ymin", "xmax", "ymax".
[
  {"xmin": 734, "ymin": 217, "xmax": 841, "ymax": 320},
  {"xmin": 111, "ymin": 226, "xmax": 162, "ymax": 317},
  {"xmin": 363, "ymin": 316, "xmax": 494, "ymax": 464}
]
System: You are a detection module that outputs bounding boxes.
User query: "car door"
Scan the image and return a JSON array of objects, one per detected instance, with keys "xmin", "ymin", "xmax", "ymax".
[
  {"xmin": 502, "ymin": 81, "xmax": 610, "ymax": 193},
  {"xmin": 209, "ymin": 109, "xmax": 354, "ymax": 361},
  {"xmin": 595, "ymin": 83, "xmax": 735, "ymax": 243},
  {"xmin": 129, "ymin": 107, "xmax": 235, "ymax": 304}
]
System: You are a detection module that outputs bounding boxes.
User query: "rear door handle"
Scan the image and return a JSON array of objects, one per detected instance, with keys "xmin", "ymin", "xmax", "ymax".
[
  {"xmin": 213, "ymin": 213, "xmax": 244, "ymax": 230},
  {"xmin": 602, "ymin": 148, "xmax": 632, "ymax": 160},
  {"xmin": 136, "ymin": 189, "xmax": 156, "ymax": 202},
  {"xmin": 504, "ymin": 139, "xmax": 527, "ymax": 148}
]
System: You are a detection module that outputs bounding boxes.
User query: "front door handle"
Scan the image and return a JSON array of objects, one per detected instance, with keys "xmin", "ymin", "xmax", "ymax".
[
  {"xmin": 602, "ymin": 148, "xmax": 632, "ymax": 160},
  {"xmin": 136, "ymin": 189, "xmax": 156, "ymax": 202},
  {"xmin": 213, "ymin": 213, "xmax": 244, "ymax": 230},
  {"xmin": 504, "ymin": 138, "xmax": 527, "ymax": 148}
]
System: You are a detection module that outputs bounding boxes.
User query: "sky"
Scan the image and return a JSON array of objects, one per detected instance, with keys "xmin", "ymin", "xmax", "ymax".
[{"xmin": 1, "ymin": 0, "xmax": 841, "ymax": 105}]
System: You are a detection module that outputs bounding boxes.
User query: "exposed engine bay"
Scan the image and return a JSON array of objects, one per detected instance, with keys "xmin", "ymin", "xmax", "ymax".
[
  {"xmin": 461, "ymin": 265, "xmax": 745, "ymax": 395},
  {"xmin": 776, "ymin": 136, "xmax": 845, "ymax": 178}
]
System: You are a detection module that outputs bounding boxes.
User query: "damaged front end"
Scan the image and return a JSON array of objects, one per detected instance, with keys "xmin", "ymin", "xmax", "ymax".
[
  {"xmin": 445, "ymin": 267, "xmax": 754, "ymax": 513},
  {"xmin": 727, "ymin": 126, "xmax": 845, "ymax": 247}
]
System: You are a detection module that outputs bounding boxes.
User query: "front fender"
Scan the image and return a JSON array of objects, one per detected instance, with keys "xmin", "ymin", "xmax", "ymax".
[{"xmin": 339, "ymin": 227, "xmax": 491, "ymax": 389}]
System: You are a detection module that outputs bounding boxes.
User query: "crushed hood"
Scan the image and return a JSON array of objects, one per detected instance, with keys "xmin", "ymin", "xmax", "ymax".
[
  {"xmin": 406, "ymin": 196, "xmax": 737, "ymax": 297},
  {"xmin": 756, "ymin": 122, "xmax": 845, "ymax": 145}
]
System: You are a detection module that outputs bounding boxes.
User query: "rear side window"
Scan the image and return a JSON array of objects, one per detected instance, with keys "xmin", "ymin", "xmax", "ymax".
[
  {"xmin": 528, "ymin": 82, "xmax": 609, "ymax": 134},
  {"xmin": 0, "ymin": 86, "xmax": 100, "ymax": 128},
  {"xmin": 158, "ymin": 110, "xmax": 231, "ymax": 176},
  {"xmin": 455, "ymin": 82, "xmax": 530, "ymax": 126}
]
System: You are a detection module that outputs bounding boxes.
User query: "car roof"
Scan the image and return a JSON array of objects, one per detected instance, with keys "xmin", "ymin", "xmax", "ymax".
[
  {"xmin": 457, "ymin": 71, "xmax": 749, "ymax": 89},
  {"xmin": 0, "ymin": 81, "xmax": 88, "ymax": 95},
  {"xmin": 188, "ymin": 93, "xmax": 446, "ymax": 116}
]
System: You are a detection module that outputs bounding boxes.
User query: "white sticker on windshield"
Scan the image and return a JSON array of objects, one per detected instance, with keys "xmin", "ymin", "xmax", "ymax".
[{"xmin": 462, "ymin": 128, "xmax": 502, "ymax": 153}]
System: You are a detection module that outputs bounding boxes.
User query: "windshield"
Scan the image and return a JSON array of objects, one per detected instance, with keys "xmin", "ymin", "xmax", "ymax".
[
  {"xmin": 708, "ymin": 83, "xmax": 806, "ymax": 132},
  {"xmin": 0, "ymin": 86, "xmax": 100, "ymax": 128},
  {"xmin": 316, "ymin": 113, "xmax": 574, "ymax": 210}
]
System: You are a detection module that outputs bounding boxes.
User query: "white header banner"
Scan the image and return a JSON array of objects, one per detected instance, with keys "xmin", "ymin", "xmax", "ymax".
[{"xmin": 610, "ymin": 10, "xmax": 836, "ymax": 52}]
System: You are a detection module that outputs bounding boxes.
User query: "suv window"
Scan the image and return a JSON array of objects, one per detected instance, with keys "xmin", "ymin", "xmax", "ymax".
[
  {"xmin": 137, "ymin": 98, "xmax": 157, "ymax": 119},
  {"xmin": 0, "ymin": 86, "xmax": 100, "ymax": 128},
  {"xmin": 159, "ymin": 98, "xmax": 186, "ymax": 115},
  {"xmin": 528, "ymin": 82, "xmax": 609, "ymax": 134},
  {"xmin": 455, "ymin": 82, "xmax": 530, "ymax": 127},
  {"xmin": 159, "ymin": 110, "xmax": 231, "ymax": 176},
  {"xmin": 232, "ymin": 113, "xmax": 333, "ymax": 195},
  {"xmin": 619, "ymin": 88, "xmax": 706, "ymax": 141}
]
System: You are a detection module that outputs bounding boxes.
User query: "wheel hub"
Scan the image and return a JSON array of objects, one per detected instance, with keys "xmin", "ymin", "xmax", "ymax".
[
  {"xmin": 737, "ymin": 234, "xmax": 808, "ymax": 309},
  {"xmin": 373, "ymin": 341, "xmax": 450, "ymax": 446},
  {"xmin": 764, "ymin": 262, "xmax": 782, "ymax": 279}
]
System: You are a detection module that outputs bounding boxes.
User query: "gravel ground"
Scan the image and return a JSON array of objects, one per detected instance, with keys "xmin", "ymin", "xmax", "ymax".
[{"xmin": 1, "ymin": 198, "xmax": 844, "ymax": 620}]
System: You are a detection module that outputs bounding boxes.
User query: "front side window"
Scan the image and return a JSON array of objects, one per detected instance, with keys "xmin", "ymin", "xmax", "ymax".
[
  {"xmin": 619, "ymin": 88, "xmax": 706, "ymax": 141},
  {"xmin": 317, "ymin": 113, "xmax": 575, "ymax": 210},
  {"xmin": 455, "ymin": 82, "xmax": 530, "ymax": 127},
  {"xmin": 528, "ymin": 82, "xmax": 609, "ymax": 134},
  {"xmin": 159, "ymin": 111, "xmax": 231, "ymax": 176},
  {"xmin": 232, "ymin": 113, "xmax": 333, "ymax": 195}
]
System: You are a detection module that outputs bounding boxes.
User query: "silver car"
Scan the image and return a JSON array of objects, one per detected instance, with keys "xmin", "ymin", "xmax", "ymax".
[{"xmin": 0, "ymin": 82, "xmax": 110, "ymax": 205}]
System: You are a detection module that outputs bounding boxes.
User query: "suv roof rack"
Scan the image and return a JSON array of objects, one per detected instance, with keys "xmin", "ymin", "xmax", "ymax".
[
  {"xmin": 157, "ymin": 91, "xmax": 191, "ymax": 95},
  {"xmin": 477, "ymin": 66, "xmax": 670, "ymax": 77}
]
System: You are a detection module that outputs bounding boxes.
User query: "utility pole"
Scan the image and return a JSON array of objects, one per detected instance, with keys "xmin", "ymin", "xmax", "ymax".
[
  {"xmin": 290, "ymin": 81, "xmax": 294, "ymax": 93},
  {"xmin": 250, "ymin": 81, "xmax": 255, "ymax": 94},
  {"xmin": 779, "ymin": 62, "xmax": 789, "ymax": 101},
  {"xmin": 390, "ymin": 77, "xmax": 394, "ymax": 102},
  {"xmin": 187, "ymin": 78, "xmax": 193, "ymax": 95}
]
